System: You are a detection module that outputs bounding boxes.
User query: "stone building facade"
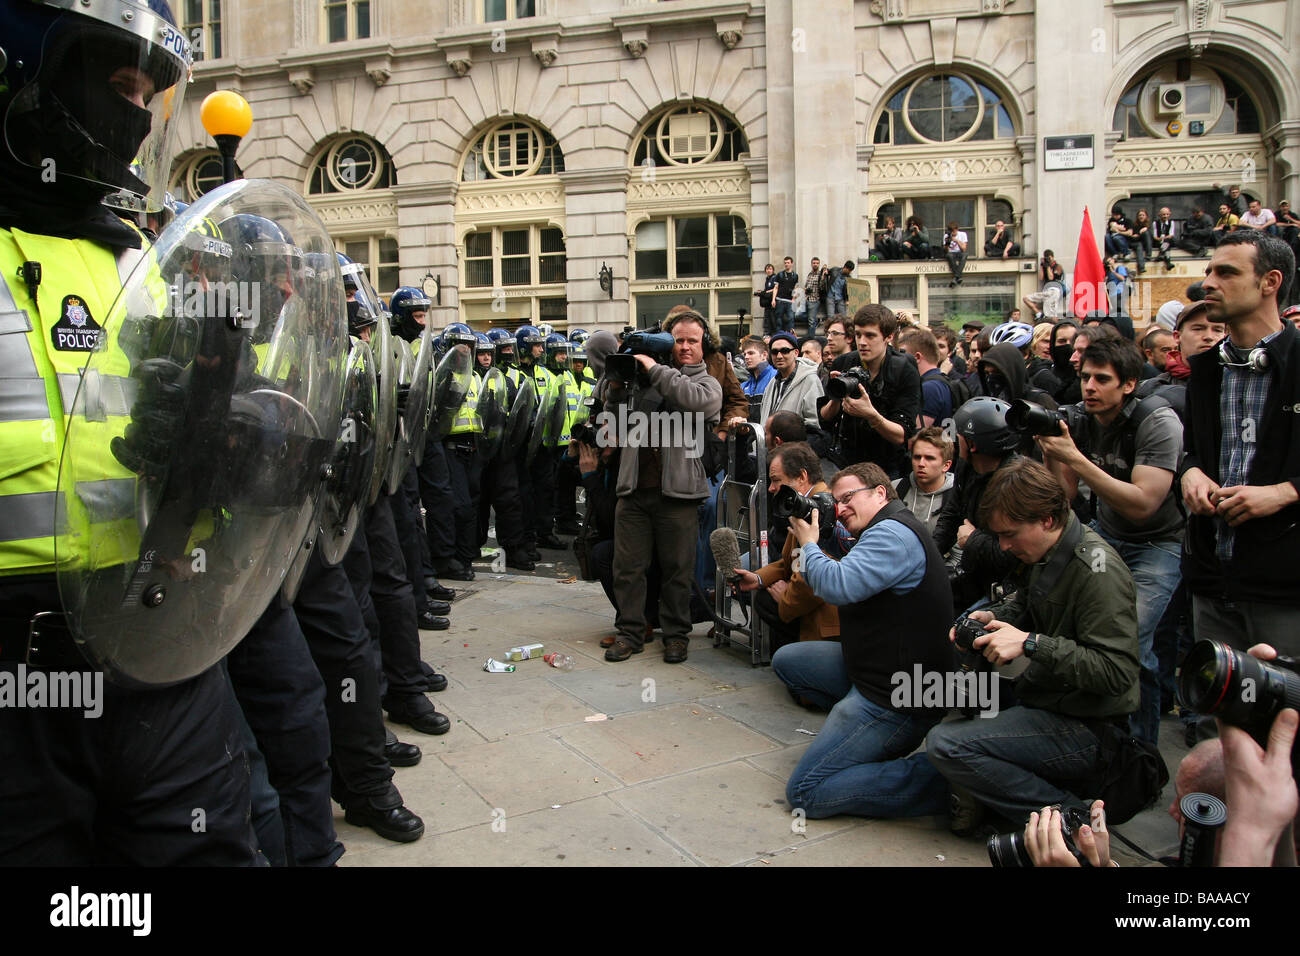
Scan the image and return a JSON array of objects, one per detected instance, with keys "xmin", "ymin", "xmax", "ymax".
[{"xmin": 170, "ymin": 0, "xmax": 1300, "ymax": 331}]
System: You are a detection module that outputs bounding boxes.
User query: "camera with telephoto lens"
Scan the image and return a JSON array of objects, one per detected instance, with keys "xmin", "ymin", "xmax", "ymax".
[
  {"xmin": 1178, "ymin": 639, "xmax": 1300, "ymax": 779},
  {"xmin": 1005, "ymin": 399, "xmax": 1084, "ymax": 437},
  {"xmin": 826, "ymin": 366, "xmax": 871, "ymax": 400},
  {"xmin": 988, "ymin": 804, "xmax": 1092, "ymax": 867},
  {"xmin": 770, "ymin": 486, "xmax": 836, "ymax": 530},
  {"xmin": 571, "ymin": 422, "xmax": 598, "ymax": 447},
  {"xmin": 605, "ymin": 329, "xmax": 675, "ymax": 386}
]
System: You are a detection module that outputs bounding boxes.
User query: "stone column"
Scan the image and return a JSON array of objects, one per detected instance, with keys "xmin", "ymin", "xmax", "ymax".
[
  {"xmin": 559, "ymin": 167, "xmax": 631, "ymax": 333},
  {"xmin": 395, "ymin": 181, "xmax": 458, "ymax": 327}
]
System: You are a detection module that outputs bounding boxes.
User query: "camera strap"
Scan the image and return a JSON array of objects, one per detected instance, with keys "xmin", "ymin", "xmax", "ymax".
[{"xmin": 1028, "ymin": 514, "xmax": 1083, "ymax": 606}]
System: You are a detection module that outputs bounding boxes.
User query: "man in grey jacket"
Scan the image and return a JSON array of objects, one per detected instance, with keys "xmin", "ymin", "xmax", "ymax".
[
  {"xmin": 605, "ymin": 310, "xmax": 724, "ymax": 664},
  {"xmin": 760, "ymin": 331, "xmax": 825, "ymax": 430}
]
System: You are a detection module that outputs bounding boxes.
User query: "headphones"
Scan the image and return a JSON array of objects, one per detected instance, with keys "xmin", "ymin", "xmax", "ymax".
[{"xmin": 1218, "ymin": 340, "xmax": 1270, "ymax": 372}]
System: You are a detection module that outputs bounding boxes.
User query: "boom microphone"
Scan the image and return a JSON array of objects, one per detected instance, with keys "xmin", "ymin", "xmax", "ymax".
[{"xmin": 710, "ymin": 527, "xmax": 743, "ymax": 585}]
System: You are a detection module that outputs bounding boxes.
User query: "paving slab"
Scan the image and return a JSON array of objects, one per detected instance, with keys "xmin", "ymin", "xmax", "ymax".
[
  {"xmin": 377, "ymin": 795, "xmax": 698, "ymax": 867},
  {"xmin": 699, "ymin": 681, "xmax": 828, "ymax": 744},
  {"xmin": 557, "ymin": 701, "xmax": 779, "ymax": 785},
  {"xmin": 438, "ymin": 674, "xmax": 597, "ymax": 740},
  {"xmin": 440, "ymin": 732, "xmax": 617, "ymax": 815},
  {"xmin": 609, "ymin": 761, "xmax": 862, "ymax": 867},
  {"xmin": 543, "ymin": 662, "xmax": 719, "ymax": 716},
  {"xmin": 752, "ymin": 819, "xmax": 986, "ymax": 867}
]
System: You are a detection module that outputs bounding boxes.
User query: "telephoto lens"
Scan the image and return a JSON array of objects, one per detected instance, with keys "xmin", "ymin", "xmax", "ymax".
[
  {"xmin": 1005, "ymin": 399, "xmax": 1066, "ymax": 436},
  {"xmin": 826, "ymin": 367, "xmax": 869, "ymax": 400},
  {"xmin": 1178, "ymin": 639, "xmax": 1300, "ymax": 777},
  {"xmin": 987, "ymin": 805, "xmax": 1091, "ymax": 867}
]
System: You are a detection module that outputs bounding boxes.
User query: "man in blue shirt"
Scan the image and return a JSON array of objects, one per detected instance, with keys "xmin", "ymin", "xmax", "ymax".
[
  {"xmin": 898, "ymin": 327, "xmax": 955, "ymax": 427},
  {"xmin": 768, "ymin": 462, "xmax": 954, "ymax": 818}
]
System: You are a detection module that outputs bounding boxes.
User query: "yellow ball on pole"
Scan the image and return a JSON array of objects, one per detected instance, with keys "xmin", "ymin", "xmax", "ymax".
[{"xmin": 200, "ymin": 90, "xmax": 253, "ymax": 138}]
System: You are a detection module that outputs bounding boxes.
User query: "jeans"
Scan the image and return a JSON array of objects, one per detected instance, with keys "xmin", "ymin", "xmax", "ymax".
[
  {"xmin": 805, "ymin": 294, "xmax": 822, "ymax": 334},
  {"xmin": 926, "ymin": 705, "xmax": 1105, "ymax": 822},
  {"xmin": 773, "ymin": 642, "xmax": 949, "ymax": 819},
  {"xmin": 1092, "ymin": 526, "xmax": 1181, "ymax": 744},
  {"xmin": 773, "ymin": 300, "xmax": 793, "ymax": 333},
  {"xmin": 946, "ymin": 249, "xmax": 966, "ymax": 282},
  {"xmin": 1105, "ymin": 233, "xmax": 1130, "ymax": 258},
  {"xmin": 829, "ymin": 296, "xmax": 847, "ymax": 318}
]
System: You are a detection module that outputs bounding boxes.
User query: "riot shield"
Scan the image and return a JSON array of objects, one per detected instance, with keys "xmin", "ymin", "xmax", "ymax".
[
  {"xmin": 367, "ymin": 316, "xmax": 397, "ymax": 505},
  {"xmin": 406, "ymin": 329, "xmax": 434, "ymax": 468},
  {"xmin": 504, "ymin": 375, "xmax": 537, "ymax": 459},
  {"xmin": 431, "ymin": 344, "xmax": 474, "ymax": 441},
  {"xmin": 384, "ymin": 339, "xmax": 415, "ymax": 495},
  {"xmin": 542, "ymin": 380, "xmax": 569, "ymax": 447},
  {"xmin": 526, "ymin": 375, "xmax": 556, "ymax": 466},
  {"xmin": 55, "ymin": 178, "xmax": 348, "ymax": 686},
  {"xmin": 319, "ymin": 341, "xmax": 379, "ymax": 564},
  {"xmin": 476, "ymin": 367, "xmax": 509, "ymax": 461}
]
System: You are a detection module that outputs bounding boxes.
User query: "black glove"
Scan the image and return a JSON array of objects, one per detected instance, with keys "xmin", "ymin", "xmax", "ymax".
[{"xmin": 110, "ymin": 358, "xmax": 187, "ymax": 475}]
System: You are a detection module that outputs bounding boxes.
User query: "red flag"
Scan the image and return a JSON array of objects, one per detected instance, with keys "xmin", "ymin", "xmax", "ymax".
[{"xmin": 1072, "ymin": 206, "xmax": 1106, "ymax": 318}]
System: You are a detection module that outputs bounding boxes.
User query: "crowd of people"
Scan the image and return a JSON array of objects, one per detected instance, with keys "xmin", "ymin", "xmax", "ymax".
[{"xmin": 2, "ymin": 0, "xmax": 1297, "ymax": 871}]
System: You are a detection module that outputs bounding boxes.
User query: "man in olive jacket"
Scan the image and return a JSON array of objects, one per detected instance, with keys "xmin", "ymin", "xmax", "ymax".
[
  {"xmin": 926, "ymin": 459, "xmax": 1140, "ymax": 826},
  {"xmin": 605, "ymin": 310, "xmax": 723, "ymax": 664}
]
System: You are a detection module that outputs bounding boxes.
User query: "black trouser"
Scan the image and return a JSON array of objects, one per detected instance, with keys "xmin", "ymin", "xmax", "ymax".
[
  {"xmin": 516, "ymin": 445, "xmax": 557, "ymax": 543},
  {"xmin": 443, "ymin": 434, "xmax": 484, "ymax": 567},
  {"xmin": 754, "ymin": 588, "xmax": 802, "ymax": 653},
  {"xmin": 555, "ymin": 448, "xmax": 581, "ymax": 525},
  {"xmin": 293, "ymin": 548, "xmax": 396, "ymax": 805},
  {"xmin": 418, "ymin": 431, "xmax": 457, "ymax": 573},
  {"xmin": 344, "ymin": 495, "xmax": 425, "ymax": 701},
  {"xmin": 1178, "ymin": 228, "xmax": 1213, "ymax": 253},
  {"xmin": 393, "ymin": 465, "xmax": 430, "ymax": 605},
  {"xmin": 0, "ymin": 576, "xmax": 258, "ymax": 865},
  {"xmin": 226, "ymin": 597, "xmax": 342, "ymax": 867},
  {"xmin": 612, "ymin": 488, "xmax": 701, "ymax": 649},
  {"xmin": 592, "ymin": 536, "xmax": 661, "ymax": 626},
  {"xmin": 478, "ymin": 447, "xmax": 529, "ymax": 552}
]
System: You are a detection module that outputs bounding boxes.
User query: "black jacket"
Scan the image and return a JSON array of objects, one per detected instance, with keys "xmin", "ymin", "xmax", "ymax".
[
  {"xmin": 1180, "ymin": 321, "xmax": 1300, "ymax": 604},
  {"xmin": 821, "ymin": 347, "xmax": 921, "ymax": 478},
  {"xmin": 933, "ymin": 454, "xmax": 1023, "ymax": 610}
]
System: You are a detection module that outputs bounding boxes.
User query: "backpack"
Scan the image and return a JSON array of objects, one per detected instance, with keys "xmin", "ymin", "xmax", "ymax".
[
  {"xmin": 1087, "ymin": 722, "xmax": 1171, "ymax": 825},
  {"xmin": 945, "ymin": 373, "xmax": 972, "ymax": 413}
]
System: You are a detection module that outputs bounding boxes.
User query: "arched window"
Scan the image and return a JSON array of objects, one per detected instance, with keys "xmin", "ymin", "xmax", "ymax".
[
  {"xmin": 873, "ymin": 74, "xmax": 1015, "ymax": 146},
  {"xmin": 173, "ymin": 150, "xmax": 226, "ymax": 202},
  {"xmin": 631, "ymin": 104, "xmax": 749, "ymax": 167},
  {"xmin": 1111, "ymin": 65, "xmax": 1260, "ymax": 141},
  {"xmin": 308, "ymin": 136, "xmax": 396, "ymax": 194},
  {"xmin": 461, "ymin": 121, "xmax": 564, "ymax": 181}
]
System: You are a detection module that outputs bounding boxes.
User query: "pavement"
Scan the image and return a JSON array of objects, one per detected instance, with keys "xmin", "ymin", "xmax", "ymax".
[{"xmin": 337, "ymin": 542, "xmax": 1193, "ymax": 867}]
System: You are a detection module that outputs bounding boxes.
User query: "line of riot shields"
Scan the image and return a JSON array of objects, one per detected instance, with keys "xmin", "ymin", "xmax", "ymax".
[{"xmin": 53, "ymin": 178, "xmax": 565, "ymax": 689}]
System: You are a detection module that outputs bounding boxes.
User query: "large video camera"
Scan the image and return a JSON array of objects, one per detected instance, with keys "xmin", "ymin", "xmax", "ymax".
[
  {"xmin": 826, "ymin": 366, "xmax": 870, "ymax": 401},
  {"xmin": 1179, "ymin": 639, "xmax": 1300, "ymax": 778},
  {"xmin": 605, "ymin": 329, "xmax": 675, "ymax": 386},
  {"xmin": 1004, "ymin": 399, "xmax": 1085, "ymax": 437}
]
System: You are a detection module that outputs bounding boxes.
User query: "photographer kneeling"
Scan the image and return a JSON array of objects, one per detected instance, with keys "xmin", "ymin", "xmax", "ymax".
[
  {"xmin": 927, "ymin": 458, "xmax": 1140, "ymax": 833},
  {"xmin": 733, "ymin": 443, "xmax": 840, "ymax": 654},
  {"xmin": 770, "ymin": 463, "xmax": 954, "ymax": 819}
]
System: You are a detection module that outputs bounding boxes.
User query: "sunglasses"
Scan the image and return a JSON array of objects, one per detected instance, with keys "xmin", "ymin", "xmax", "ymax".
[{"xmin": 770, "ymin": 347, "xmax": 796, "ymax": 356}]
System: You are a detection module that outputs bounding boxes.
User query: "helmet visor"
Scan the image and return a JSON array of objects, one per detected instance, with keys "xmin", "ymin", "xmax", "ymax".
[{"xmin": 4, "ymin": 2, "xmax": 192, "ymax": 213}]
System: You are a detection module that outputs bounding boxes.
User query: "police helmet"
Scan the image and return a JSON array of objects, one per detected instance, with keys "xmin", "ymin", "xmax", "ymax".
[
  {"xmin": 952, "ymin": 396, "xmax": 1019, "ymax": 456},
  {"xmin": 536, "ymin": 323, "xmax": 555, "ymax": 338},
  {"xmin": 474, "ymin": 331, "xmax": 493, "ymax": 352},
  {"xmin": 347, "ymin": 300, "xmax": 378, "ymax": 337},
  {"xmin": 544, "ymin": 332, "xmax": 571, "ymax": 370},
  {"xmin": 515, "ymin": 324, "xmax": 546, "ymax": 351},
  {"xmin": 442, "ymin": 322, "xmax": 477, "ymax": 350},
  {"xmin": 568, "ymin": 328, "xmax": 590, "ymax": 345},
  {"xmin": 0, "ymin": 0, "xmax": 194, "ymax": 213},
  {"xmin": 389, "ymin": 285, "xmax": 433, "ymax": 341}
]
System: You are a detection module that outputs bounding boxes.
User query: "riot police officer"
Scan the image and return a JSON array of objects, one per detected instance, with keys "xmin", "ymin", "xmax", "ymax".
[
  {"xmin": 511, "ymin": 325, "xmax": 565, "ymax": 552},
  {"xmin": 474, "ymin": 331, "xmax": 534, "ymax": 570},
  {"xmin": 436, "ymin": 323, "xmax": 487, "ymax": 573},
  {"xmin": 546, "ymin": 333, "xmax": 584, "ymax": 536},
  {"xmin": 0, "ymin": 0, "xmax": 257, "ymax": 863}
]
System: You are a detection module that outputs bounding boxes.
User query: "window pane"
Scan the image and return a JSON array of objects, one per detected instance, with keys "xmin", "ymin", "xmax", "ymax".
[
  {"xmin": 484, "ymin": 0, "xmax": 506, "ymax": 21},
  {"xmin": 716, "ymin": 290, "xmax": 752, "ymax": 332},
  {"xmin": 466, "ymin": 260, "xmax": 493, "ymax": 288},
  {"xmin": 539, "ymin": 297, "xmax": 566, "ymax": 323},
  {"xmin": 636, "ymin": 221, "xmax": 667, "ymax": 251},
  {"xmin": 540, "ymin": 227, "xmax": 565, "ymax": 254},
  {"xmin": 378, "ymin": 237, "xmax": 398, "ymax": 264},
  {"xmin": 635, "ymin": 250, "xmax": 668, "ymax": 280},
  {"xmin": 501, "ymin": 257, "xmax": 530, "ymax": 286},
  {"xmin": 1186, "ymin": 84, "xmax": 1213, "ymax": 114},
  {"xmin": 716, "ymin": 214, "xmax": 749, "ymax": 276},
  {"xmin": 327, "ymin": 4, "xmax": 346, "ymax": 42},
  {"xmin": 377, "ymin": 265, "xmax": 398, "ymax": 297},
  {"xmin": 948, "ymin": 200, "xmax": 975, "ymax": 233},
  {"xmin": 909, "ymin": 108, "xmax": 943, "ymax": 141},
  {"xmin": 674, "ymin": 217, "xmax": 709, "ymax": 278},
  {"xmin": 345, "ymin": 240, "xmax": 368, "ymax": 263},
  {"xmin": 539, "ymin": 255, "xmax": 565, "ymax": 285},
  {"xmin": 912, "ymin": 201, "xmax": 943, "ymax": 231},
  {"xmin": 465, "ymin": 233, "xmax": 491, "ymax": 258},
  {"xmin": 878, "ymin": 277, "xmax": 917, "ymax": 311},
  {"xmin": 501, "ymin": 229, "xmax": 529, "ymax": 257},
  {"xmin": 515, "ymin": 0, "xmax": 536, "ymax": 17},
  {"xmin": 210, "ymin": 22, "xmax": 222, "ymax": 58},
  {"xmin": 926, "ymin": 275, "xmax": 1016, "ymax": 328},
  {"xmin": 355, "ymin": 1, "xmax": 370, "ymax": 40}
]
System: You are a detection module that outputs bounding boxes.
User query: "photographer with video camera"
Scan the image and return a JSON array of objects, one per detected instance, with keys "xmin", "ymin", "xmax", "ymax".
[
  {"xmin": 819, "ymin": 305, "xmax": 922, "ymax": 479},
  {"xmin": 604, "ymin": 310, "xmax": 723, "ymax": 664},
  {"xmin": 927, "ymin": 458, "xmax": 1140, "ymax": 835},
  {"xmin": 1028, "ymin": 336, "xmax": 1184, "ymax": 746},
  {"xmin": 732, "ymin": 443, "xmax": 841, "ymax": 653}
]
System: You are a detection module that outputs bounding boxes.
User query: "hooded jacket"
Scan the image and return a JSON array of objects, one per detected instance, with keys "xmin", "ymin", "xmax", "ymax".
[
  {"xmin": 743, "ymin": 361, "xmax": 777, "ymax": 396},
  {"xmin": 979, "ymin": 343, "xmax": 1058, "ymax": 407},
  {"xmin": 760, "ymin": 356, "xmax": 825, "ymax": 429},
  {"xmin": 892, "ymin": 470, "xmax": 957, "ymax": 536}
]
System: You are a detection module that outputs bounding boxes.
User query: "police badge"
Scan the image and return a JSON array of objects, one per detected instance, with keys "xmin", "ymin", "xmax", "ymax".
[{"xmin": 52, "ymin": 294, "xmax": 104, "ymax": 351}]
